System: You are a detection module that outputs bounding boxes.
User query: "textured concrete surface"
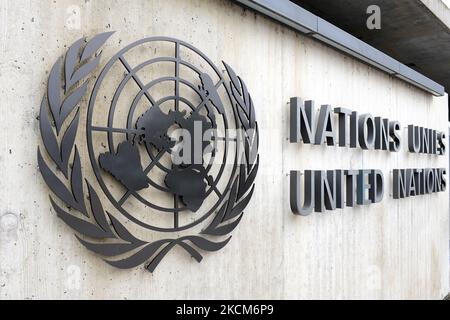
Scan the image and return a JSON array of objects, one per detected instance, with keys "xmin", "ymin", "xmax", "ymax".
[
  {"xmin": 0, "ymin": 0, "xmax": 448, "ymax": 299},
  {"xmin": 293, "ymin": 0, "xmax": 450, "ymax": 94}
]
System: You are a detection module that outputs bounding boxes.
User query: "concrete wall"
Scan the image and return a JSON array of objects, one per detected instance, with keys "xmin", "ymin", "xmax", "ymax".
[{"xmin": 0, "ymin": 0, "xmax": 448, "ymax": 299}]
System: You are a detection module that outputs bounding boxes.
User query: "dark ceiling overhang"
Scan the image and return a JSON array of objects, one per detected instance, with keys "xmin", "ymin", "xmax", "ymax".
[
  {"xmin": 232, "ymin": 0, "xmax": 446, "ymax": 96},
  {"xmin": 292, "ymin": 0, "xmax": 450, "ymax": 94}
]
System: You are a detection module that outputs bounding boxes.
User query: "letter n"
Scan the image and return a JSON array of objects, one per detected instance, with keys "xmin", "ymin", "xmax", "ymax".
[{"xmin": 290, "ymin": 97, "xmax": 314, "ymax": 144}]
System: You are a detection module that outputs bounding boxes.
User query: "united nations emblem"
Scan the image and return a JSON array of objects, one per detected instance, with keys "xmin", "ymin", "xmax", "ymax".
[{"xmin": 37, "ymin": 32, "xmax": 259, "ymax": 272}]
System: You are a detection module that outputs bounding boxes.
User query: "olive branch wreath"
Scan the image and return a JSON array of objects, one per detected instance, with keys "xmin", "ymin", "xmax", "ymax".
[{"xmin": 37, "ymin": 32, "xmax": 259, "ymax": 272}]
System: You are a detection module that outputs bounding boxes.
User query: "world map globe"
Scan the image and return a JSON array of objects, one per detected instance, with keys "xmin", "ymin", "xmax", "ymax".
[{"xmin": 86, "ymin": 37, "xmax": 238, "ymax": 232}]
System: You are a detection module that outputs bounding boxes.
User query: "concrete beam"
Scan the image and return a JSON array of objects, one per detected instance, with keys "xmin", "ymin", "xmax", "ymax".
[
  {"xmin": 291, "ymin": 0, "xmax": 450, "ymax": 95},
  {"xmin": 233, "ymin": 0, "xmax": 445, "ymax": 96}
]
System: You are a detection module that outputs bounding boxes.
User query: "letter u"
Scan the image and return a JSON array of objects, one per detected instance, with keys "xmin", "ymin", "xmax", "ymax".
[
  {"xmin": 290, "ymin": 170, "xmax": 315, "ymax": 215},
  {"xmin": 408, "ymin": 125, "xmax": 420, "ymax": 153}
]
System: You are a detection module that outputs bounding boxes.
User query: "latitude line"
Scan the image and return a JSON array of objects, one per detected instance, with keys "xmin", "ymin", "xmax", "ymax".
[
  {"xmin": 119, "ymin": 56, "xmax": 156, "ymax": 105},
  {"xmin": 211, "ymin": 136, "xmax": 237, "ymax": 142},
  {"xmin": 91, "ymin": 126, "xmax": 144, "ymax": 135}
]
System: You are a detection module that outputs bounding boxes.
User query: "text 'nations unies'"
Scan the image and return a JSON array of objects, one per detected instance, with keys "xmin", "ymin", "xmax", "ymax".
[{"xmin": 288, "ymin": 97, "xmax": 447, "ymax": 215}]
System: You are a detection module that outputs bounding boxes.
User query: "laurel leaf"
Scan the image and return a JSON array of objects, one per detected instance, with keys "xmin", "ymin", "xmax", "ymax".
[
  {"xmin": 66, "ymin": 54, "xmax": 102, "ymax": 89},
  {"xmin": 80, "ymin": 31, "xmax": 114, "ymax": 62},
  {"xmin": 238, "ymin": 163, "xmax": 247, "ymax": 198},
  {"xmin": 146, "ymin": 240, "xmax": 205, "ymax": 272},
  {"xmin": 65, "ymin": 32, "xmax": 114, "ymax": 89},
  {"xmin": 76, "ymin": 236, "xmax": 143, "ymax": 256},
  {"xmin": 244, "ymin": 137, "xmax": 251, "ymax": 168},
  {"xmin": 50, "ymin": 197, "xmax": 109, "ymax": 239},
  {"xmin": 223, "ymin": 61, "xmax": 241, "ymax": 95},
  {"xmin": 227, "ymin": 185, "xmax": 255, "ymax": 221},
  {"xmin": 64, "ymin": 37, "xmax": 85, "ymax": 92},
  {"xmin": 86, "ymin": 182, "xmax": 114, "ymax": 237},
  {"xmin": 233, "ymin": 88, "xmax": 250, "ymax": 130},
  {"xmin": 249, "ymin": 141, "xmax": 258, "ymax": 168},
  {"xmin": 38, "ymin": 149, "xmax": 82, "ymax": 212},
  {"xmin": 250, "ymin": 123, "xmax": 259, "ymax": 165},
  {"xmin": 108, "ymin": 213, "xmax": 143, "ymax": 244},
  {"xmin": 59, "ymin": 81, "xmax": 88, "ymax": 128},
  {"xmin": 233, "ymin": 79, "xmax": 251, "ymax": 121},
  {"xmin": 244, "ymin": 128, "xmax": 259, "ymax": 168},
  {"xmin": 146, "ymin": 242, "xmax": 178, "ymax": 272},
  {"xmin": 177, "ymin": 241, "xmax": 203, "ymax": 263},
  {"xmin": 39, "ymin": 99, "xmax": 62, "ymax": 169},
  {"xmin": 239, "ymin": 76, "xmax": 250, "ymax": 110},
  {"xmin": 245, "ymin": 123, "xmax": 256, "ymax": 143},
  {"xmin": 231, "ymin": 83, "xmax": 246, "ymax": 111},
  {"xmin": 70, "ymin": 147, "xmax": 87, "ymax": 215},
  {"xmin": 60, "ymin": 109, "xmax": 80, "ymax": 178},
  {"xmin": 201, "ymin": 202, "xmax": 227, "ymax": 235},
  {"xmin": 47, "ymin": 57, "xmax": 63, "ymax": 126},
  {"xmin": 105, "ymin": 239, "xmax": 170, "ymax": 269},
  {"xmin": 187, "ymin": 236, "xmax": 232, "ymax": 252},
  {"xmin": 248, "ymin": 95, "xmax": 256, "ymax": 128},
  {"xmin": 238, "ymin": 155, "xmax": 259, "ymax": 199},
  {"xmin": 203, "ymin": 213, "xmax": 243, "ymax": 236},
  {"xmin": 223, "ymin": 177, "xmax": 239, "ymax": 222}
]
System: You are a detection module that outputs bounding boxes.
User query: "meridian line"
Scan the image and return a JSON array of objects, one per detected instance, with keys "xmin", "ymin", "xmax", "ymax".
[
  {"xmin": 175, "ymin": 42, "xmax": 180, "ymax": 112},
  {"xmin": 119, "ymin": 56, "xmax": 156, "ymax": 105},
  {"xmin": 173, "ymin": 42, "xmax": 181, "ymax": 228},
  {"xmin": 117, "ymin": 150, "xmax": 167, "ymax": 206}
]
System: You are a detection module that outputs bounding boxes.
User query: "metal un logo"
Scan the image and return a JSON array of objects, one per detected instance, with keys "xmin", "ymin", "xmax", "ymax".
[{"xmin": 37, "ymin": 32, "xmax": 259, "ymax": 272}]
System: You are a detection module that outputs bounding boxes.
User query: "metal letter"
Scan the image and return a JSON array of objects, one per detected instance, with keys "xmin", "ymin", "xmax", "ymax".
[
  {"xmin": 393, "ymin": 169, "xmax": 407, "ymax": 199},
  {"xmin": 421, "ymin": 128, "xmax": 430, "ymax": 154},
  {"xmin": 350, "ymin": 111, "xmax": 359, "ymax": 148},
  {"xmin": 408, "ymin": 125, "xmax": 420, "ymax": 153},
  {"xmin": 336, "ymin": 170, "xmax": 345, "ymax": 208},
  {"xmin": 357, "ymin": 169, "xmax": 372, "ymax": 205},
  {"xmin": 425, "ymin": 168, "xmax": 434, "ymax": 193},
  {"xmin": 314, "ymin": 170, "xmax": 336, "ymax": 212},
  {"xmin": 389, "ymin": 121, "xmax": 401, "ymax": 152},
  {"xmin": 314, "ymin": 105, "xmax": 336, "ymax": 146},
  {"xmin": 414, "ymin": 169, "xmax": 424, "ymax": 195},
  {"xmin": 406, "ymin": 169, "xmax": 416, "ymax": 197},
  {"xmin": 369, "ymin": 169, "xmax": 384, "ymax": 203},
  {"xmin": 345, "ymin": 170, "xmax": 358, "ymax": 207},
  {"xmin": 290, "ymin": 97, "xmax": 314, "ymax": 144},
  {"xmin": 358, "ymin": 114, "xmax": 375, "ymax": 150},
  {"xmin": 334, "ymin": 107, "xmax": 352, "ymax": 147},
  {"xmin": 290, "ymin": 170, "xmax": 315, "ymax": 216},
  {"xmin": 374, "ymin": 117, "xmax": 389, "ymax": 150}
]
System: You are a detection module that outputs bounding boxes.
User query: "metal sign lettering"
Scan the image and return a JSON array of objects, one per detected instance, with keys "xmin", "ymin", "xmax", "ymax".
[{"xmin": 289, "ymin": 96, "xmax": 446, "ymax": 215}]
